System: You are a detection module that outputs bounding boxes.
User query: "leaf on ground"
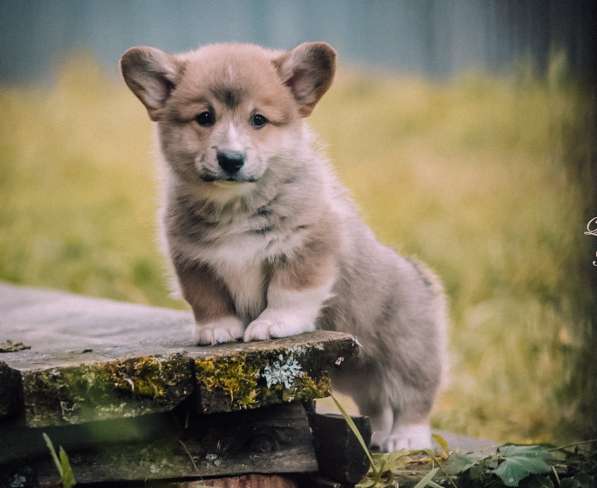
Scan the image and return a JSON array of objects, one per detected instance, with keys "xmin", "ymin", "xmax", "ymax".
[
  {"xmin": 443, "ymin": 452, "xmax": 478, "ymax": 475},
  {"xmin": 501, "ymin": 445, "xmax": 549, "ymax": 456},
  {"xmin": 493, "ymin": 445, "xmax": 552, "ymax": 487},
  {"xmin": 356, "ymin": 478, "xmax": 379, "ymax": 488},
  {"xmin": 524, "ymin": 474, "xmax": 555, "ymax": 488},
  {"xmin": 469, "ymin": 463, "xmax": 487, "ymax": 481},
  {"xmin": 413, "ymin": 467, "xmax": 439, "ymax": 488}
]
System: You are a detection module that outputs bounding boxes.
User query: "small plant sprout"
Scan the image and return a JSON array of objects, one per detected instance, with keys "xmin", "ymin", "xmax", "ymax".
[{"xmin": 42, "ymin": 433, "xmax": 76, "ymax": 488}]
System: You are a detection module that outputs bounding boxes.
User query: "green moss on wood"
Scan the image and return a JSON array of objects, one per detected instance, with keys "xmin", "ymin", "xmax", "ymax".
[
  {"xmin": 194, "ymin": 347, "xmax": 332, "ymax": 413},
  {"xmin": 195, "ymin": 356, "xmax": 260, "ymax": 410},
  {"xmin": 295, "ymin": 373, "xmax": 331, "ymax": 401},
  {"xmin": 23, "ymin": 354, "xmax": 193, "ymax": 426},
  {"xmin": 8, "ymin": 329, "xmax": 356, "ymax": 425}
]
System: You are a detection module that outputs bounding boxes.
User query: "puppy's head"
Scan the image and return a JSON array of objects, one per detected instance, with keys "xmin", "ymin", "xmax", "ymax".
[{"xmin": 121, "ymin": 42, "xmax": 335, "ymax": 196}]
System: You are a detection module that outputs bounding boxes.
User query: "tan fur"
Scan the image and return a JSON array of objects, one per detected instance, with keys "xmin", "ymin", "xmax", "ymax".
[
  {"xmin": 121, "ymin": 41, "xmax": 447, "ymax": 452},
  {"xmin": 174, "ymin": 260, "xmax": 235, "ymax": 322},
  {"xmin": 269, "ymin": 217, "xmax": 340, "ymax": 291}
]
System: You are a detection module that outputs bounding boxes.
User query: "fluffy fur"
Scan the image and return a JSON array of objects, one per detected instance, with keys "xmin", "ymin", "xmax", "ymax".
[{"xmin": 121, "ymin": 41, "xmax": 447, "ymax": 451}]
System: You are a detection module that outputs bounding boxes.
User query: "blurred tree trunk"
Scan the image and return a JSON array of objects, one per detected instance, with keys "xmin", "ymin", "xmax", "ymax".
[
  {"xmin": 577, "ymin": 79, "xmax": 597, "ymax": 438},
  {"xmin": 568, "ymin": 0, "xmax": 597, "ymax": 440}
]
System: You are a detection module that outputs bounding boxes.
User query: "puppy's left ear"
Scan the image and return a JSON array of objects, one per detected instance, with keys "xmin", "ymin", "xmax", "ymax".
[{"xmin": 274, "ymin": 42, "xmax": 336, "ymax": 117}]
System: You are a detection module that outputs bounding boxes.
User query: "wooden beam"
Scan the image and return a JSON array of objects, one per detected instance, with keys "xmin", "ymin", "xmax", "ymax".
[
  {"xmin": 1, "ymin": 403, "xmax": 318, "ymax": 485},
  {"xmin": 309, "ymin": 412, "xmax": 371, "ymax": 484}
]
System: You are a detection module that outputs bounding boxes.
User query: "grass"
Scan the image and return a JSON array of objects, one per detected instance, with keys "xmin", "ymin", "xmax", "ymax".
[{"xmin": 0, "ymin": 56, "xmax": 592, "ymax": 444}]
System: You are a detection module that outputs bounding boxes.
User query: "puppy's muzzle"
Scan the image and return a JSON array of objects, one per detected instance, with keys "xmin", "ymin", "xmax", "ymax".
[{"xmin": 217, "ymin": 150, "xmax": 245, "ymax": 175}]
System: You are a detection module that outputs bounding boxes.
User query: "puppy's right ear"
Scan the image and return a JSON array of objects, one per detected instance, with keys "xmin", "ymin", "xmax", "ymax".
[{"xmin": 120, "ymin": 46, "xmax": 180, "ymax": 121}]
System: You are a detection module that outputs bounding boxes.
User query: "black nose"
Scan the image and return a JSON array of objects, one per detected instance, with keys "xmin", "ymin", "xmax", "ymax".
[{"xmin": 217, "ymin": 150, "xmax": 245, "ymax": 174}]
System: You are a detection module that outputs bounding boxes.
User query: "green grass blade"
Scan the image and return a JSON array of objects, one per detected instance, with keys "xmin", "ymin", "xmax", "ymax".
[
  {"xmin": 413, "ymin": 467, "xmax": 440, "ymax": 488},
  {"xmin": 59, "ymin": 446, "xmax": 77, "ymax": 488},
  {"xmin": 432, "ymin": 433, "xmax": 450, "ymax": 457},
  {"xmin": 42, "ymin": 433, "xmax": 63, "ymax": 478},
  {"xmin": 331, "ymin": 393, "xmax": 378, "ymax": 475}
]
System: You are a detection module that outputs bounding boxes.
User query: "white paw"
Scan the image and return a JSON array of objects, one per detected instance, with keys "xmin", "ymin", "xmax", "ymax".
[
  {"xmin": 195, "ymin": 316, "xmax": 244, "ymax": 345},
  {"xmin": 371, "ymin": 431, "xmax": 390, "ymax": 450},
  {"xmin": 243, "ymin": 318, "xmax": 288, "ymax": 342},
  {"xmin": 379, "ymin": 424, "xmax": 432, "ymax": 452}
]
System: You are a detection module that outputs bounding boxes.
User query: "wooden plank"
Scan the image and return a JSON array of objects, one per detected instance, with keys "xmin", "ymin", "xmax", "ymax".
[
  {"xmin": 297, "ymin": 477, "xmax": 346, "ymax": 488},
  {"xmin": 0, "ymin": 360, "xmax": 20, "ymax": 418},
  {"xmin": 166, "ymin": 475, "xmax": 300, "ymax": 487},
  {"xmin": 309, "ymin": 412, "xmax": 371, "ymax": 484},
  {"xmin": 0, "ymin": 412, "xmax": 176, "ymax": 466},
  {"xmin": 0, "ymin": 283, "xmax": 357, "ymax": 427},
  {"xmin": 192, "ymin": 333, "xmax": 357, "ymax": 414},
  {"xmin": 0, "ymin": 283, "xmax": 197, "ymax": 426},
  {"xmin": 20, "ymin": 352, "xmax": 194, "ymax": 428},
  {"xmin": 1, "ymin": 403, "xmax": 317, "ymax": 486}
]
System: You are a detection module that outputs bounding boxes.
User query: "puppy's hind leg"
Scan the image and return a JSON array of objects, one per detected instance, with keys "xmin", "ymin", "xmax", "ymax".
[
  {"xmin": 376, "ymin": 342, "xmax": 440, "ymax": 451},
  {"xmin": 382, "ymin": 385, "xmax": 434, "ymax": 452},
  {"xmin": 379, "ymin": 259, "xmax": 446, "ymax": 451},
  {"xmin": 354, "ymin": 339, "xmax": 439, "ymax": 451},
  {"xmin": 331, "ymin": 366, "xmax": 394, "ymax": 450},
  {"xmin": 332, "ymin": 340, "xmax": 440, "ymax": 451},
  {"xmin": 362, "ymin": 398, "xmax": 394, "ymax": 450}
]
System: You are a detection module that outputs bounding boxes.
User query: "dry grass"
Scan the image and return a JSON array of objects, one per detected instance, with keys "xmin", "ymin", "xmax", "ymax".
[{"xmin": 0, "ymin": 57, "xmax": 591, "ymax": 443}]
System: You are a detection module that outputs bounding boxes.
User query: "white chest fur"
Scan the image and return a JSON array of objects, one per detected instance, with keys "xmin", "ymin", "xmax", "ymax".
[
  {"xmin": 215, "ymin": 260, "xmax": 265, "ymax": 323},
  {"xmin": 174, "ymin": 201, "xmax": 311, "ymax": 323},
  {"xmin": 201, "ymin": 224, "xmax": 309, "ymax": 322}
]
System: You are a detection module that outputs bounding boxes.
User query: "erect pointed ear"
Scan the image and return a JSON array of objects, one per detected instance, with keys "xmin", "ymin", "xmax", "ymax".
[
  {"xmin": 120, "ymin": 46, "xmax": 180, "ymax": 121},
  {"xmin": 273, "ymin": 42, "xmax": 336, "ymax": 117}
]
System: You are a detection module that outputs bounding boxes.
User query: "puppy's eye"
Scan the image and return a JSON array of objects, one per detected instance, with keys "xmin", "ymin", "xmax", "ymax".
[
  {"xmin": 195, "ymin": 111, "xmax": 215, "ymax": 127},
  {"xmin": 250, "ymin": 113, "xmax": 268, "ymax": 129}
]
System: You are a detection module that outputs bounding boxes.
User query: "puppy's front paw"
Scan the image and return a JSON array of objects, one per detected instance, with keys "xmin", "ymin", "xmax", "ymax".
[
  {"xmin": 195, "ymin": 316, "xmax": 244, "ymax": 345},
  {"xmin": 244, "ymin": 313, "xmax": 316, "ymax": 342},
  {"xmin": 243, "ymin": 319, "xmax": 285, "ymax": 342},
  {"xmin": 379, "ymin": 424, "xmax": 432, "ymax": 452}
]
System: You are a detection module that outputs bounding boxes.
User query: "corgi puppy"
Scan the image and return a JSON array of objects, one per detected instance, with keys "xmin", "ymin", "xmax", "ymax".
[{"xmin": 121, "ymin": 42, "xmax": 447, "ymax": 451}]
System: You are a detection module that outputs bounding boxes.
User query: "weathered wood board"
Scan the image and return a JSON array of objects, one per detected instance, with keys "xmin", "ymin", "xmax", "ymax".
[
  {"xmin": 0, "ymin": 360, "xmax": 20, "ymax": 418},
  {"xmin": 0, "ymin": 403, "xmax": 318, "ymax": 485},
  {"xmin": 192, "ymin": 334, "xmax": 355, "ymax": 414},
  {"xmin": 167, "ymin": 475, "xmax": 300, "ymax": 487},
  {"xmin": 0, "ymin": 283, "xmax": 358, "ymax": 427}
]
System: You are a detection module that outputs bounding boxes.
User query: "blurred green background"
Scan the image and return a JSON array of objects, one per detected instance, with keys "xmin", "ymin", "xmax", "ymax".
[{"xmin": 1, "ymin": 1, "xmax": 596, "ymax": 445}]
